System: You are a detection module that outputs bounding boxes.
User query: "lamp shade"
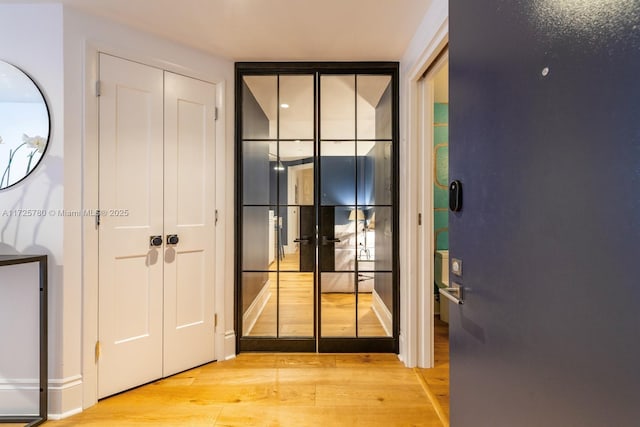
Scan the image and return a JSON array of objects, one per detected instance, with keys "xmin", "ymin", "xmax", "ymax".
[{"xmin": 348, "ymin": 209, "xmax": 365, "ymax": 221}]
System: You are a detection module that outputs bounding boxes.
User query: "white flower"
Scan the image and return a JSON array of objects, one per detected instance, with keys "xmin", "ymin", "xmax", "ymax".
[{"xmin": 22, "ymin": 133, "xmax": 46, "ymax": 153}]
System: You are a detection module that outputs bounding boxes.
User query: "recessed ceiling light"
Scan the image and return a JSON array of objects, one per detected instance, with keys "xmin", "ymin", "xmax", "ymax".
[{"xmin": 280, "ymin": 103, "xmax": 289, "ymax": 109}]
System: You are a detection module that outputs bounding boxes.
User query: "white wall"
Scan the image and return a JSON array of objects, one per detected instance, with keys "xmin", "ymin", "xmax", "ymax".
[
  {"xmin": 398, "ymin": 0, "xmax": 448, "ymax": 367},
  {"xmin": 0, "ymin": 1, "xmax": 66, "ymax": 416}
]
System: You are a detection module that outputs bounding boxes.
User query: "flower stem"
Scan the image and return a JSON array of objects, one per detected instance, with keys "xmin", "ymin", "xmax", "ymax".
[{"xmin": 1, "ymin": 142, "xmax": 28, "ymax": 188}]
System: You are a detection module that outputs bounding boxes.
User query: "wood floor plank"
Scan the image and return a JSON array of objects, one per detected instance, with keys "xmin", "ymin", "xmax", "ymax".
[
  {"xmin": 215, "ymin": 405, "xmax": 442, "ymax": 427},
  {"xmin": 315, "ymin": 383, "xmax": 430, "ymax": 407},
  {"xmin": 275, "ymin": 367, "xmax": 420, "ymax": 387},
  {"xmin": 276, "ymin": 354, "xmax": 337, "ymax": 368},
  {"xmin": 335, "ymin": 352, "xmax": 403, "ymax": 367}
]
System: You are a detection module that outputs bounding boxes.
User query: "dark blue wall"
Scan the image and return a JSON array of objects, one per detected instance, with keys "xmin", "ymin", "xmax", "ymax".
[
  {"xmin": 450, "ymin": 1, "xmax": 640, "ymax": 425},
  {"xmin": 320, "ymin": 156, "xmax": 374, "ymax": 215},
  {"xmin": 373, "ymin": 85, "xmax": 393, "ymax": 310},
  {"xmin": 241, "ymin": 82, "xmax": 270, "ymax": 312}
]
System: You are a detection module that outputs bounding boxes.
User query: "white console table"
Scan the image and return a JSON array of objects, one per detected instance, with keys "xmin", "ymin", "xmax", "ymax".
[{"xmin": 0, "ymin": 255, "xmax": 47, "ymax": 426}]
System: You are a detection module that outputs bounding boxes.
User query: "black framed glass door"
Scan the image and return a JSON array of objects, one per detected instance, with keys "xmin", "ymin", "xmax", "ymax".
[{"xmin": 236, "ymin": 63, "xmax": 398, "ymax": 353}]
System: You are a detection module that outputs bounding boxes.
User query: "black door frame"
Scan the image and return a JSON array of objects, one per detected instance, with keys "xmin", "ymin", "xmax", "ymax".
[{"xmin": 235, "ymin": 62, "xmax": 399, "ymax": 353}]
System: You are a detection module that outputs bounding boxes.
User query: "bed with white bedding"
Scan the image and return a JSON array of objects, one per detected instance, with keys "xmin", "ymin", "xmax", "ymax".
[{"xmin": 321, "ymin": 222, "xmax": 375, "ymax": 293}]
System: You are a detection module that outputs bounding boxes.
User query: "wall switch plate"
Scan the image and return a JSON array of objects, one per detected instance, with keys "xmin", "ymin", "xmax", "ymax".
[{"xmin": 451, "ymin": 258, "xmax": 463, "ymax": 276}]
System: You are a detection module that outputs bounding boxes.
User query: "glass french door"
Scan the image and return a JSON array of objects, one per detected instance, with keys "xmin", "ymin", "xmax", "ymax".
[{"xmin": 237, "ymin": 63, "xmax": 398, "ymax": 352}]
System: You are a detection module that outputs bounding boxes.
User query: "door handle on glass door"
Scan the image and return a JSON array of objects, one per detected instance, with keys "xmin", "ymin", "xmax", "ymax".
[
  {"xmin": 294, "ymin": 236, "xmax": 312, "ymax": 245},
  {"xmin": 320, "ymin": 235, "xmax": 341, "ymax": 245}
]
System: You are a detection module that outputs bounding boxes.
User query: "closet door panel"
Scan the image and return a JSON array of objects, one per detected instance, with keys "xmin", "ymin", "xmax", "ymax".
[
  {"xmin": 98, "ymin": 53, "xmax": 164, "ymax": 398},
  {"xmin": 163, "ymin": 71, "xmax": 217, "ymax": 376}
]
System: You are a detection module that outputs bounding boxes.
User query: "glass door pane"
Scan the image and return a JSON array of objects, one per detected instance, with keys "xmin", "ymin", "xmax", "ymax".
[
  {"xmin": 240, "ymin": 74, "xmax": 316, "ymax": 344},
  {"xmin": 279, "ymin": 272, "xmax": 314, "ymax": 337},
  {"xmin": 320, "ymin": 75, "xmax": 355, "ymax": 140},
  {"xmin": 280, "ymin": 75, "xmax": 314, "ymax": 140},
  {"xmin": 318, "ymin": 74, "xmax": 395, "ymax": 341},
  {"xmin": 319, "ymin": 205, "xmax": 357, "ymax": 337}
]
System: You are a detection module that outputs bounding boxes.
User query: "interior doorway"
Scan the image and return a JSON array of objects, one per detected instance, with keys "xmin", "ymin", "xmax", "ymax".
[
  {"xmin": 236, "ymin": 63, "xmax": 399, "ymax": 353},
  {"xmin": 415, "ymin": 48, "xmax": 450, "ymax": 418},
  {"xmin": 430, "ymin": 56, "xmax": 450, "ymax": 335}
]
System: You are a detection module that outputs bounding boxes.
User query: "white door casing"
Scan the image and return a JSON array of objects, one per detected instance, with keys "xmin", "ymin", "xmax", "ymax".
[
  {"xmin": 98, "ymin": 53, "xmax": 164, "ymax": 398},
  {"xmin": 98, "ymin": 54, "xmax": 217, "ymax": 397},
  {"xmin": 163, "ymin": 71, "xmax": 216, "ymax": 376}
]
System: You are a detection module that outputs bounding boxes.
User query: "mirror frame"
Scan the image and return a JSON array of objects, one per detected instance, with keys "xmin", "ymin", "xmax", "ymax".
[{"xmin": 0, "ymin": 60, "xmax": 51, "ymax": 190}]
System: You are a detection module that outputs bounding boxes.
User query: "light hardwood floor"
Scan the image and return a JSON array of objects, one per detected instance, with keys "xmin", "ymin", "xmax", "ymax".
[
  {"xmin": 45, "ymin": 353, "xmax": 448, "ymax": 426},
  {"xmin": 417, "ymin": 317, "xmax": 450, "ymax": 425}
]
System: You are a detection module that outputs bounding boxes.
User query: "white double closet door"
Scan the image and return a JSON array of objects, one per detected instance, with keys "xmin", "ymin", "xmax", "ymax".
[{"xmin": 97, "ymin": 53, "xmax": 216, "ymax": 398}]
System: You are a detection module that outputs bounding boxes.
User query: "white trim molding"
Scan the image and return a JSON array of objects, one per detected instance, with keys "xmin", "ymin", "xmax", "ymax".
[
  {"xmin": 399, "ymin": 0, "xmax": 448, "ymax": 368},
  {"xmin": 1, "ymin": 375, "xmax": 85, "ymax": 419},
  {"xmin": 224, "ymin": 330, "xmax": 237, "ymax": 361},
  {"xmin": 372, "ymin": 290, "xmax": 393, "ymax": 337},
  {"xmin": 48, "ymin": 375, "xmax": 83, "ymax": 420},
  {"xmin": 241, "ymin": 280, "xmax": 272, "ymax": 336}
]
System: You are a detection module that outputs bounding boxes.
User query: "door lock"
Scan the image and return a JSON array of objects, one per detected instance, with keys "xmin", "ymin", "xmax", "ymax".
[{"xmin": 166, "ymin": 234, "xmax": 179, "ymax": 245}]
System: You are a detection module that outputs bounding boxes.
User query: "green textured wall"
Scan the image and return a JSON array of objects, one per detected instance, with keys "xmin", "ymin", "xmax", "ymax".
[{"xmin": 433, "ymin": 103, "xmax": 448, "ymax": 250}]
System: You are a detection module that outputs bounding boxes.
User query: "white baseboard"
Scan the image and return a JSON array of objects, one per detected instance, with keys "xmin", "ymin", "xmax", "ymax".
[
  {"xmin": 0, "ymin": 375, "xmax": 83, "ymax": 420},
  {"xmin": 224, "ymin": 330, "xmax": 236, "ymax": 361},
  {"xmin": 47, "ymin": 406, "xmax": 83, "ymax": 420},
  {"xmin": 398, "ymin": 332, "xmax": 409, "ymax": 366},
  {"xmin": 242, "ymin": 280, "xmax": 271, "ymax": 336},
  {"xmin": 48, "ymin": 375, "xmax": 83, "ymax": 419},
  {"xmin": 372, "ymin": 290, "xmax": 393, "ymax": 337}
]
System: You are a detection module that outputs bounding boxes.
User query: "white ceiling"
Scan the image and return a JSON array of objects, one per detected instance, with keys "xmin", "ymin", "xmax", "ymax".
[{"xmin": 52, "ymin": 0, "xmax": 433, "ymax": 60}]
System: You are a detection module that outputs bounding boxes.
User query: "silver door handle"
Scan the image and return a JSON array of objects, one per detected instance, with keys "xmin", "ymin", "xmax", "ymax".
[{"xmin": 439, "ymin": 283, "xmax": 464, "ymax": 305}]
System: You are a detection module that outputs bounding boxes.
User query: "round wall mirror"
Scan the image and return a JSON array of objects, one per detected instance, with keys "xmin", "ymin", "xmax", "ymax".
[{"xmin": 0, "ymin": 60, "xmax": 50, "ymax": 190}]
